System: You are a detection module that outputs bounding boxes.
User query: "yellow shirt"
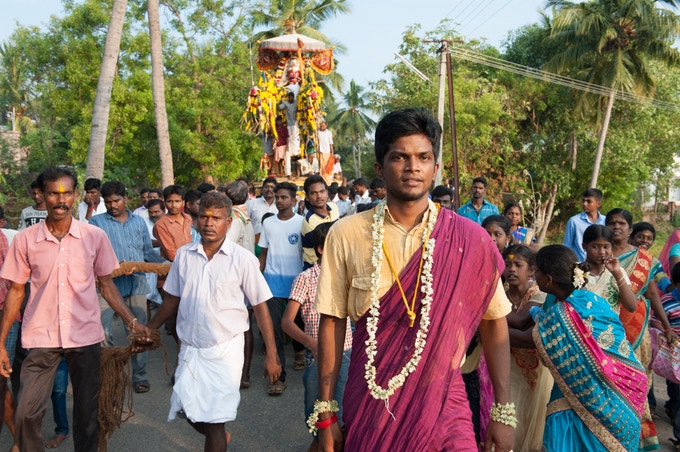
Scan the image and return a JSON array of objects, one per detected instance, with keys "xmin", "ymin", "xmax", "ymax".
[{"xmin": 316, "ymin": 200, "xmax": 511, "ymax": 322}]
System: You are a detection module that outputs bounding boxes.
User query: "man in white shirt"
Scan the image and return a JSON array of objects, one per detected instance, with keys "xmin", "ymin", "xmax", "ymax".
[
  {"xmin": 280, "ymin": 91, "xmax": 300, "ymax": 176},
  {"xmin": 148, "ymin": 192, "xmax": 281, "ymax": 451},
  {"xmin": 297, "ymin": 153, "xmax": 320, "ymax": 177},
  {"xmin": 353, "ymin": 177, "xmax": 371, "ymax": 207},
  {"xmin": 246, "ymin": 177, "xmax": 278, "ymax": 245},
  {"xmin": 77, "ymin": 178, "xmax": 107, "ymax": 221},
  {"xmin": 258, "ymin": 182, "xmax": 303, "ymax": 395},
  {"xmin": 317, "ymin": 121, "xmax": 334, "ymax": 184}
]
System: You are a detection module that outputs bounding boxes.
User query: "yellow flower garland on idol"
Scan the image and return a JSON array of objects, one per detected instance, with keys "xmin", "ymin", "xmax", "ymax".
[
  {"xmin": 240, "ymin": 72, "xmax": 280, "ymax": 140},
  {"xmin": 296, "ymin": 69, "xmax": 324, "ymax": 156}
]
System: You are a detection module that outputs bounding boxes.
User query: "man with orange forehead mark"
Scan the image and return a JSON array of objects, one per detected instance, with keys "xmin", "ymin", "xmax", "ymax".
[{"xmin": 148, "ymin": 192, "xmax": 281, "ymax": 451}]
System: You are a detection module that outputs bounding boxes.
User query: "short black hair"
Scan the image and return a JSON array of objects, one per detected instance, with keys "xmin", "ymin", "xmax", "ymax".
[
  {"xmin": 632, "ymin": 222, "xmax": 656, "ymax": 241},
  {"xmin": 472, "ymin": 176, "xmax": 488, "ymax": 187},
  {"xmin": 263, "ymin": 177, "xmax": 277, "ymax": 187},
  {"xmin": 147, "ymin": 199, "xmax": 165, "ymax": 211},
  {"xmin": 338, "ymin": 186, "xmax": 349, "ymax": 195},
  {"xmin": 374, "ymin": 108, "xmax": 441, "ymax": 165},
  {"xmin": 582, "ymin": 188, "xmax": 603, "ymax": 201},
  {"xmin": 431, "ymin": 185, "xmax": 452, "ymax": 199},
  {"xmin": 184, "ymin": 189, "xmax": 203, "ymax": 205},
  {"xmin": 139, "ymin": 187, "xmax": 151, "ymax": 196},
  {"xmin": 353, "ymin": 177, "xmax": 368, "ymax": 188},
  {"xmin": 36, "ymin": 166, "xmax": 78, "ymax": 192},
  {"xmin": 200, "ymin": 192, "xmax": 232, "ymax": 215},
  {"xmin": 197, "ymin": 182, "xmax": 216, "ymax": 193},
  {"xmin": 370, "ymin": 178, "xmax": 385, "ymax": 190},
  {"xmin": 304, "ymin": 174, "xmax": 327, "ymax": 194},
  {"xmin": 313, "ymin": 222, "xmax": 334, "ymax": 259},
  {"xmin": 163, "ymin": 185, "xmax": 185, "ymax": 200},
  {"xmin": 275, "ymin": 182, "xmax": 298, "ymax": 199},
  {"xmin": 100, "ymin": 181, "xmax": 126, "ymax": 198},
  {"xmin": 84, "ymin": 178, "xmax": 102, "ymax": 191},
  {"xmin": 150, "ymin": 188, "xmax": 163, "ymax": 198}
]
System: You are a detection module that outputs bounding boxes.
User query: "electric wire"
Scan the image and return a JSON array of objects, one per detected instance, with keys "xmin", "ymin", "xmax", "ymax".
[
  {"xmin": 466, "ymin": 0, "xmax": 516, "ymax": 37},
  {"xmin": 449, "ymin": 45, "xmax": 680, "ymax": 111}
]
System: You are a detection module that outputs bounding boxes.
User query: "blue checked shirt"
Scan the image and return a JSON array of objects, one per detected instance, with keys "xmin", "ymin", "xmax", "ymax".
[
  {"xmin": 457, "ymin": 199, "xmax": 499, "ymax": 224},
  {"xmin": 90, "ymin": 210, "xmax": 165, "ymax": 297}
]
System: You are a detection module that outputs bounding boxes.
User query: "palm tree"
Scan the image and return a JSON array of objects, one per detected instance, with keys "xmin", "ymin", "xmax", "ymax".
[
  {"xmin": 148, "ymin": 0, "xmax": 174, "ymax": 187},
  {"xmin": 86, "ymin": 0, "xmax": 128, "ymax": 180},
  {"xmin": 252, "ymin": 0, "xmax": 349, "ymax": 45},
  {"xmin": 545, "ymin": 0, "xmax": 680, "ymax": 187},
  {"xmin": 329, "ymin": 80, "xmax": 376, "ymax": 177}
]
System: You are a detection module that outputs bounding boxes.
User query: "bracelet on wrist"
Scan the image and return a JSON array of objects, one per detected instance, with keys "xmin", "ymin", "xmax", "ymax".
[
  {"xmin": 315, "ymin": 413, "xmax": 338, "ymax": 430},
  {"xmin": 306, "ymin": 399, "xmax": 340, "ymax": 434},
  {"xmin": 490, "ymin": 402, "xmax": 517, "ymax": 428},
  {"xmin": 128, "ymin": 318, "xmax": 138, "ymax": 331}
]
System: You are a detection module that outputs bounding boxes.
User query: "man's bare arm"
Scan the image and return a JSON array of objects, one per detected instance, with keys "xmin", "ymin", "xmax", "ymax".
[
  {"xmin": 317, "ymin": 314, "xmax": 346, "ymax": 451},
  {"xmin": 252, "ymin": 301, "xmax": 282, "ymax": 383},
  {"xmin": 98, "ymin": 274, "xmax": 151, "ymax": 345},
  {"xmin": 147, "ymin": 293, "xmax": 181, "ymax": 330},
  {"xmin": 258, "ymin": 248, "xmax": 268, "ymax": 272},
  {"xmin": 480, "ymin": 317, "xmax": 514, "ymax": 452},
  {"xmin": 0, "ymin": 283, "xmax": 25, "ymax": 377}
]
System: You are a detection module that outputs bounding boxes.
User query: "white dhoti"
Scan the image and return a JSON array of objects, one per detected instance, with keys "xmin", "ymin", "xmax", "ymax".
[{"xmin": 168, "ymin": 334, "xmax": 244, "ymax": 423}]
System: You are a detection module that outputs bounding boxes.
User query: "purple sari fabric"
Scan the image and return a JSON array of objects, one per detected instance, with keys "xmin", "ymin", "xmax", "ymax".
[{"xmin": 343, "ymin": 210, "xmax": 504, "ymax": 451}]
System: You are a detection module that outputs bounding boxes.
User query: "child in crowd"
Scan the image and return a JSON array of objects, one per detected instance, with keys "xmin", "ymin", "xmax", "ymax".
[
  {"xmin": 503, "ymin": 203, "xmax": 533, "ymax": 245},
  {"xmin": 481, "ymin": 215, "xmax": 512, "ymax": 252},
  {"xmin": 531, "ymin": 245, "xmax": 646, "ymax": 451},
  {"xmin": 282, "ymin": 222, "xmax": 352, "ymax": 452},
  {"xmin": 581, "ymin": 225, "xmax": 638, "ymax": 313},
  {"xmin": 652, "ymin": 262, "xmax": 680, "ymax": 447},
  {"xmin": 503, "ymin": 245, "xmax": 551, "ymax": 452}
]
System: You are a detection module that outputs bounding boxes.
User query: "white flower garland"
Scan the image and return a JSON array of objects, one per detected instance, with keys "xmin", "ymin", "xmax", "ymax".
[{"xmin": 364, "ymin": 200, "xmax": 438, "ymax": 401}]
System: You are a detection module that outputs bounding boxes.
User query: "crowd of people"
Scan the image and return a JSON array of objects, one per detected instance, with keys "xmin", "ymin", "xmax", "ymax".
[{"xmin": 0, "ymin": 107, "xmax": 680, "ymax": 451}]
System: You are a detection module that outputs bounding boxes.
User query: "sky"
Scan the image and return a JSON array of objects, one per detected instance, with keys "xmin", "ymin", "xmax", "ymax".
[{"xmin": 0, "ymin": 0, "xmax": 547, "ymax": 89}]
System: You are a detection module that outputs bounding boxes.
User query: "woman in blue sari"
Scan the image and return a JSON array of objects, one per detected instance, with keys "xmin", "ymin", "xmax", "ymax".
[{"xmin": 531, "ymin": 245, "xmax": 647, "ymax": 451}]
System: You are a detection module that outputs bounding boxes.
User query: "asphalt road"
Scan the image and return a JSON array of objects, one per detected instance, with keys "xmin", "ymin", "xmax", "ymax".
[{"xmin": 0, "ymin": 318, "xmax": 678, "ymax": 451}]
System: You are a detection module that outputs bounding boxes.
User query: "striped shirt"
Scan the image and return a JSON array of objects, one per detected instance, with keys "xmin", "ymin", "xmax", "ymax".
[
  {"xmin": 90, "ymin": 209, "xmax": 164, "ymax": 297},
  {"xmin": 658, "ymin": 289, "xmax": 680, "ymax": 333}
]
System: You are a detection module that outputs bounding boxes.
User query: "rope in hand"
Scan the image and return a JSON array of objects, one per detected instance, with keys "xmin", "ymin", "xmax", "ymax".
[{"xmin": 98, "ymin": 329, "xmax": 168, "ymax": 452}]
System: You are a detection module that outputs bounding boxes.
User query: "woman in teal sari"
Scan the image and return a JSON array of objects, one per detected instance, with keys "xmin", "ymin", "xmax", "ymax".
[{"xmin": 531, "ymin": 245, "xmax": 647, "ymax": 451}]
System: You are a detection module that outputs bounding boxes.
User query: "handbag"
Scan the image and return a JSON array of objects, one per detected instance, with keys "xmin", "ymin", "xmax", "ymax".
[{"xmin": 650, "ymin": 327, "xmax": 680, "ymax": 384}]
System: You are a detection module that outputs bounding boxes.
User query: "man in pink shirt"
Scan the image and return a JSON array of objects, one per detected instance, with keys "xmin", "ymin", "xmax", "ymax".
[{"xmin": 0, "ymin": 166, "xmax": 152, "ymax": 451}]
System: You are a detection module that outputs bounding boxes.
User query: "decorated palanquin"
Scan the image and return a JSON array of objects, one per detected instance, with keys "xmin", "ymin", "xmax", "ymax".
[{"xmin": 241, "ymin": 32, "xmax": 334, "ymax": 157}]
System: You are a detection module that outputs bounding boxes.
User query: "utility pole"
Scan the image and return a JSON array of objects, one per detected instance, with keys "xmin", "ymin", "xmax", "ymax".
[{"xmin": 423, "ymin": 39, "xmax": 460, "ymax": 209}]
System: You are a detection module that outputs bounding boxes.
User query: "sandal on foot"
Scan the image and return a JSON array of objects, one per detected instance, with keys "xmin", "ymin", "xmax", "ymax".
[
  {"xmin": 268, "ymin": 380, "xmax": 286, "ymax": 395},
  {"xmin": 134, "ymin": 381, "xmax": 151, "ymax": 393}
]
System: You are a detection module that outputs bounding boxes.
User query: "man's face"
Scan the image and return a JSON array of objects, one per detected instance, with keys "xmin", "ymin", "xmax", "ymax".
[
  {"xmin": 261, "ymin": 182, "xmax": 276, "ymax": 202},
  {"xmin": 374, "ymin": 186, "xmax": 386, "ymax": 200},
  {"xmin": 31, "ymin": 187, "xmax": 45, "ymax": 207},
  {"xmin": 320, "ymin": 122, "xmax": 327, "ymax": 131},
  {"xmin": 148, "ymin": 191, "xmax": 160, "ymax": 201},
  {"xmin": 140, "ymin": 191, "xmax": 149, "ymax": 207},
  {"xmin": 306, "ymin": 182, "xmax": 327, "ymax": 210},
  {"xmin": 185, "ymin": 200, "xmax": 200, "ymax": 216},
  {"xmin": 43, "ymin": 177, "xmax": 76, "ymax": 222},
  {"xmin": 275, "ymin": 188, "xmax": 295, "ymax": 213},
  {"xmin": 374, "ymin": 134, "xmax": 438, "ymax": 203},
  {"xmin": 471, "ymin": 182, "xmax": 486, "ymax": 200},
  {"xmin": 582, "ymin": 196, "xmax": 601, "ymax": 214},
  {"xmin": 355, "ymin": 184, "xmax": 367, "ymax": 196},
  {"xmin": 432, "ymin": 194, "xmax": 452, "ymax": 210},
  {"xmin": 104, "ymin": 194, "xmax": 128, "ymax": 219},
  {"xmin": 165, "ymin": 194, "xmax": 184, "ymax": 216},
  {"xmin": 148, "ymin": 204, "xmax": 164, "ymax": 223},
  {"xmin": 338, "ymin": 191, "xmax": 348, "ymax": 201},
  {"xmin": 307, "ymin": 154, "xmax": 315, "ymax": 162},
  {"xmin": 198, "ymin": 206, "xmax": 231, "ymax": 247},
  {"xmin": 85, "ymin": 188, "xmax": 101, "ymax": 204}
]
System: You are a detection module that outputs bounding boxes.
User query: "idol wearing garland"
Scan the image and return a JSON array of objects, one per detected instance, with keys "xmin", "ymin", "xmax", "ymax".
[{"xmin": 314, "ymin": 108, "xmax": 514, "ymax": 451}]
